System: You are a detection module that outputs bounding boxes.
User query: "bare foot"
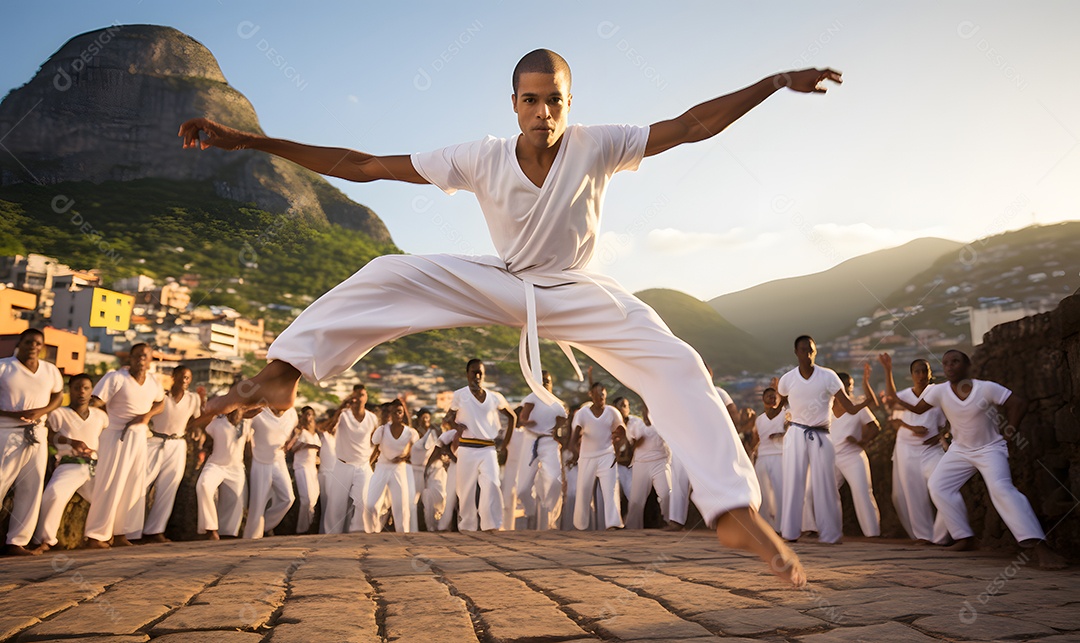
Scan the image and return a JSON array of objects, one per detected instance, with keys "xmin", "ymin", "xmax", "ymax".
[
  {"xmin": 946, "ymin": 537, "xmax": 975, "ymax": 551},
  {"xmin": 204, "ymin": 530, "xmax": 220, "ymax": 541},
  {"xmin": 3, "ymin": 544, "xmax": 39, "ymax": 556},
  {"xmin": 1034, "ymin": 542, "xmax": 1067, "ymax": 570},
  {"xmin": 204, "ymin": 360, "xmax": 301, "ymax": 416},
  {"xmin": 84, "ymin": 538, "xmax": 110, "ymax": 549},
  {"xmin": 913, "ymin": 539, "xmax": 933, "ymax": 546},
  {"xmin": 663, "ymin": 521, "xmax": 684, "ymax": 532},
  {"xmin": 716, "ymin": 506, "xmax": 807, "ymax": 588},
  {"xmin": 111, "ymin": 535, "xmax": 134, "ymax": 547},
  {"xmin": 141, "ymin": 533, "xmax": 170, "ymax": 544},
  {"xmin": 32, "ymin": 542, "xmax": 51, "ymax": 554}
]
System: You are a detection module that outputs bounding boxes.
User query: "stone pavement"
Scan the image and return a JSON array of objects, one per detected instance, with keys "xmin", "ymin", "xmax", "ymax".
[{"xmin": 1, "ymin": 530, "xmax": 1077, "ymax": 642}]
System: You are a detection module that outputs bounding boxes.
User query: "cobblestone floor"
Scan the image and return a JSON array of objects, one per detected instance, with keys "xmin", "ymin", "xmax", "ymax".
[{"xmin": 1, "ymin": 530, "xmax": 1077, "ymax": 642}]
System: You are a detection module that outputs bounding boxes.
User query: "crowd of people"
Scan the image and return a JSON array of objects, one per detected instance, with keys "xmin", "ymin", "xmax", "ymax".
[{"xmin": 0, "ymin": 327, "xmax": 1066, "ymax": 570}]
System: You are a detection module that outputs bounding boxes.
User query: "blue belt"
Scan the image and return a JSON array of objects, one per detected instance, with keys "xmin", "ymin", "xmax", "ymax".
[{"xmin": 790, "ymin": 422, "xmax": 829, "ymax": 445}]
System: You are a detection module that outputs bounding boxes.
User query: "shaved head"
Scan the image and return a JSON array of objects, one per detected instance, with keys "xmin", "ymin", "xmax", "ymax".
[{"xmin": 513, "ymin": 49, "xmax": 571, "ymax": 94}]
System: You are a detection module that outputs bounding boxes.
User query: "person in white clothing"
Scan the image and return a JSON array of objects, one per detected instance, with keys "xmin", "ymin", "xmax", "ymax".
[
  {"xmin": 244, "ymin": 406, "xmax": 298, "ymax": 538},
  {"xmin": 893, "ymin": 349, "xmax": 1065, "ymax": 569},
  {"xmin": 829, "ymin": 367, "xmax": 881, "ymax": 537},
  {"xmin": 878, "ymin": 353, "xmax": 950, "ymax": 544},
  {"xmin": 289, "ymin": 406, "xmax": 321, "ymax": 533},
  {"xmin": 500, "ymin": 404, "xmax": 532, "ymax": 531},
  {"xmin": 143, "ymin": 364, "xmax": 202, "ymax": 543},
  {"xmin": 623, "ymin": 401, "xmax": 671, "ymax": 530},
  {"xmin": 84, "ymin": 344, "xmax": 165, "ymax": 548},
  {"xmin": 315, "ymin": 409, "xmax": 337, "ymax": 533},
  {"xmin": 366, "ymin": 400, "xmax": 420, "ymax": 533},
  {"xmin": 179, "ymin": 52, "xmax": 844, "ymax": 586},
  {"xmin": 408, "ymin": 408, "xmax": 439, "ymax": 530},
  {"xmin": 516, "ymin": 370, "xmax": 567, "ymax": 530},
  {"xmin": 191, "ymin": 409, "xmax": 253, "ymax": 539},
  {"xmin": 571, "ymin": 382, "xmax": 625, "ymax": 530},
  {"xmin": 442, "ymin": 359, "xmax": 516, "ymax": 531},
  {"xmin": 322, "ymin": 384, "xmax": 377, "ymax": 533},
  {"xmin": 751, "ymin": 388, "xmax": 786, "ymax": 532},
  {"xmin": 0, "ymin": 329, "xmax": 64, "ymax": 556},
  {"xmin": 776, "ymin": 336, "xmax": 877, "ymax": 544}
]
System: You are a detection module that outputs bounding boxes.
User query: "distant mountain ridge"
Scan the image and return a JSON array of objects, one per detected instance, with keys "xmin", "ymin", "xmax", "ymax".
[{"xmin": 0, "ymin": 24, "xmax": 391, "ymax": 242}]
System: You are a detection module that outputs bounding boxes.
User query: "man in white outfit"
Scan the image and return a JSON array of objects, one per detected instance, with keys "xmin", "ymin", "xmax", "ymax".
[
  {"xmin": 322, "ymin": 385, "xmax": 377, "ymax": 533},
  {"xmin": 244, "ymin": 406, "xmax": 298, "ymax": 538},
  {"xmin": 191, "ymin": 409, "xmax": 253, "ymax": 539},
  {"xmin": 571, "ymin": 382, "xmax": 624, "ymax": 530},
  {"xmin": 829, "ymin": 367, "xmax": 881, "ymax": 538},
  {"xmin": 409, "ymin": 408, "xmax": 440, "ymax": 531},
  {"xmin": 667, "ymin": 383, "xmax": 735, "ymax": 531},
  {"xmin": 894, "ymin": 349, "xmax": 1065, "ymax": 569},
  {"xmin": 144, "ymin": 364, "xmax": 201, "ymax": 543},
  {"xmin": 517, "ymin": 370, "xmax": 566, "ymax": 530},
  {"xmin": 442, "ymin": 359, "xmax": 516, "ymax": 532},
  {"xmin": 623, "ymin": 402, "xmax": 671, "ymax": 530},
  {"xmin": 776, "ymin": 336, "xmax": 877, "ymax": 544},
  {"xmin": 180, "ymin": 52, "xmax": 844, "ymax": 586},
  {"xmin": 752, "ymin": 387, "xmax": 786, "ymax": 532},
  {"xmin": 84, "ymin": 344, "xmax": 165, "ymax": 548},
  {"xmin": 0, "ymin": 329, "xmax": 64, "ymax": 556}
]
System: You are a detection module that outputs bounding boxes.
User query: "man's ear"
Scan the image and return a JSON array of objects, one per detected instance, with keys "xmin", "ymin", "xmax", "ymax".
[{"xmin": 511, "ymin": 93, "xmax": 518, "ymax": 114}]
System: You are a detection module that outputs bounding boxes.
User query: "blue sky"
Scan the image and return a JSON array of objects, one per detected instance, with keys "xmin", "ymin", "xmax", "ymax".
[{"xmin": 4, "ymin": 1, "xmax": 1078, "ymax": 299}]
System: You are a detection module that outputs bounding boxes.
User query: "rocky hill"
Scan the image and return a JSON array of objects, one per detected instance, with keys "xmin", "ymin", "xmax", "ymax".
[{"xmin": 0, "ymin": 24, "xmax": 390, "ymax": 242}]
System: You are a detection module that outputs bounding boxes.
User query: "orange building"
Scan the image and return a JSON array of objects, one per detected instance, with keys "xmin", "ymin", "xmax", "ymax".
[
  {"xmin": 0, "ymin": 287, "xmax": 37, "ymax": 334},
  {"xmin": 0, "ymin": 326, "xmax": 86, "ymax": 375}
]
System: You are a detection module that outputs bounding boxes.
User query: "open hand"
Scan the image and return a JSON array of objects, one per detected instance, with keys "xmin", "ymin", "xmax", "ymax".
[
  {"xmin": 777, "ymin": 68, "xmax": 842, "ymax": 93},
  {"xmin": 878, "ymin": 352, "xmax": 893, "ymax": 370},
  {"xmin": 178, "ymin": 118, "xmax": 252, "ymax": 151}
]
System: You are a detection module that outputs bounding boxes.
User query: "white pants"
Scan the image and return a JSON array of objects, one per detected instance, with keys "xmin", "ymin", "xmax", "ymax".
[
  {"xmin": 144, "ymin": 437, "xmax": 187, "ymax": 535},
  {"xmin": 436, "ymin": 460, "xmax": 457, "ymax": 531},
  {"xmin": 782, "ymin": 428, "xmax": 842, "ymax": 543},
  {"xmin": 410, "ymin": 464, "xmax": 425, "ymax": 531},
  {"xmin": 929, "ymin": 440, "xmax": 1045, "ymax": 543},
  {"xmin": 834, "ymin": 450, "xmax": 881, "ymax": 537},
  {"xmin": 366, "ymin": 462, "xmax": 412, "ymax": 533},
  {"xmin": 574, "ymin": 452, "xmax": 622, "ymax": 530},
  {"xmin": 754, "ymin": 454, "xmax": 783, "ymax": 531},
  {"xmin": 500, "ymin": 430, "xmax": 529, "ymax": 530},
  {"xmin": 267, "ymin": 254, "xmax": 759, "ymax": 524},
  {"xmin": 455, "ymin": 446, "xmax": 502, "ymax": 531},
  {"xmin": 625, "ymin": 457, "xmax": 671, "ymax": 529},
  {"xmin": 669, "ymin": 455, "xmax": 691, "ymax": 525},
  {"xmin": 895, "ymin": 441, "xmax": 949, "ymax": 543},
  {"xmin": 324, "ymin": 461, "xmax": 372, "ymax": 534},
  {"xmin": 516, "ymin": 434, "xmax": 563, "ymax": 530},
  {"xmin": 294, "ymin": 462, "xmax": 319, "ymax": 533},
  {"xmin": 318, "ymin": 464, "xmax": 334, "ymax": 533},
  {"xmin": 85, "ymin": 428, "xmax": 148, "ymax": 541},
  {"xmin": 422, "ymin": 462, "xmax": 447, "ymax": 530},
  {"xmin": 892, "ymin": 444, "xmax": 913, "ymax": 538},
  {"xmin": 0, "ymin": 426, "xmax": 46, "ymax": 547},
  {"xmin": 196, "ymin": 463, "xmax": 246, "ymax": 535},
  {"xmin": 244, "ymin": 458, "xmax": 295, "ymax": 538},
  {"xmin": 34, "ymin": 462, "xmax": 94, "ymax": 547}
]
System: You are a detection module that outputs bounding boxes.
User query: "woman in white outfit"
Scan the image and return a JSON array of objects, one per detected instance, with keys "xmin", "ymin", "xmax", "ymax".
[
  {"xmin": 244, "ymin": 406, "xmax": 298, "ymax": 538},
  {"xmin": 289, "ymin": 406, "xmax": 321, "ymax": 533},
  {"xmin": 192, "ymin": 409, "xmax": 252, "ymax": 539},
  {"xmin": 366, "ymin": 400, "xmax": 420, "ymax": 532},
  {"xmin": 829, "ymin": 366, "xmax": 881, "ymax": 537},
  {"xmin": 751, "ymin": 388, "xmax": 786, "ymax": 532}
]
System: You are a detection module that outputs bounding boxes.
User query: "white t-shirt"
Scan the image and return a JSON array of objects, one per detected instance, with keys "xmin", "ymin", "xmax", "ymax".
[
  {"xmin": 250, "ymin": 407, "xmax": 298, "ymax": 464},
  {"xmin": 292, "ymin": 430, "xmax": 320, "ymax": 469},
  {"xmin": 92, "ymin": 368, "xmax": 165, "ymax": 432},
  {"xmin": 716, "ymin": 386, "xmax": 734, "ymax": 407},
  {"xmin": 573, "ymin": 405, "xmax": 623, "ymax": 459},
  {"xmin": 49, "ymin": 406, "xmax": 109, "ymax": 454},
  {"xmin": 0, "ymin": 356, "xmax": 63, "ymax": 429},
  {"xmin": 450, "ymin": 387, "xmax": 511, "ymax": 441},
  {"xmin": 318, "ymin": 430, "xmax": 337, "ymax": 473},
  {"xmin": 153, "ymin": 391, "xmax": 201, "ymax": 437},
  {"xmin": 205, "ymin": 417, "xmax": 251, "ymax": 468},
  {"xmin": 409, "ymin": 428, "xmax": 440, "ymax": 467},
  {"xmin": 372, "ymin": 424, "xmax": 420, "ymax": 465},
  {"xmin": 336, "ymin": 409, "xmax": 377, "ymax": 466},
  {"xmin": 625, "ymin": 416, "xmax": 668, "ymax": 463},
  {"xmin": 755, "ymin": 411, "xmax": 787, "ymax": 458},
  {"xmin": 777, "ymin": 366, "xmax": 844, "ymax": 428},
  {"xmin": 829, "ymin": 407, "xmax": 876, "ymax": 457},
  {"xmin": 919, "ymin": 380, "xmax": 1012, "ymax": 450},
  {"xmin": 521, "ymin": 392, "xmax": 567, "ymax": 437},
  {"xmin": 895, "ymin": 387, "xmax": 946, "ymax": 447},
  {"xmin": 411, "ymin": 124, "xmax": 649, "ymax": 276}
]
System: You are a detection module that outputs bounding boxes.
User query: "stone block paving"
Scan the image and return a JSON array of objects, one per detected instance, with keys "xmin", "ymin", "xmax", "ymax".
[{"xmin": 1, "ymin": 530, "xmax": 1077, "ymax": 642}]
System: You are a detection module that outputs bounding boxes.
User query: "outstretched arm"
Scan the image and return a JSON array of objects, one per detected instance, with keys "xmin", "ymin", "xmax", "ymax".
[
  {"xmin": 644, "ymin": 68, "xmax": 842, "ymax": 157},
  {"xmin": 178, "ymin": 118, "xmax": 428, "ymax": 184}
]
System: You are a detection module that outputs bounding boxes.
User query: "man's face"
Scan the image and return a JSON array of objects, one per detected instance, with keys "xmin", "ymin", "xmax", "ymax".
[
  {"xmin": 15, "ymin": 334, "xmax": 44, "ymax": 361},
  {"xmin": 129, "ymin": 346, "xmax": 152, "ymax": 372},
  {"xmin": 512, "ymin": 71, "xmax": 571, "ymax": 150},
  {"xmin": 910, "ymin": 362, "xmax": 931, "ymax": 388},
  {"xmin": 763, "ymin": 390, "xmax": 778, "ymax": 409},
  {"xmin": 590, "ymin": 386, "xmax": 607, "ymax": 406},
  {"xmin": 542, "ymin": 372, "xmax": 553, "ymax": 392},
  {"xmin": 175, "ymin": 369, "xmax": 192, "ymax": 391},
  {"xmin": 616, "ymin": 398, "xmax": 630, "ymax": 419},
  {"xmin": 70, "ymin": 379, "xmax": 93, "ymax": 406},
  {"xmin": 942, "ymin": 351, "xmax": 969, "ymax": 383},
  {"xmin": 795, "ymin": 339, "xmax": 817, "ymax": 364},
  {"xmin": 467, "ymin": 362, "xmax": 485, "ymax": 389}
]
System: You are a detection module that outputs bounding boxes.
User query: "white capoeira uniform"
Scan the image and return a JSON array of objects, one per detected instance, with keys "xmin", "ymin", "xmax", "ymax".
[
  {"xmin": 516, "ymin": 392, "xmax": 566, "ymax": 530},
  {"xmin": 144, "ymin": 390, "xmax": 200, "ymax": 536},
  {"xmin": 84, "ymin": 367, "xmax": 164, "ymax": 542},
  {"xmin": 500, "ymin": 426, "xmax": 531, "ymax": 530},
  {"xmin": 327, "ymin": 408, "xmax": 377, "ymax": 533},
  {"xmin": 668, "ymin": 385, "xmax": 738, "ymax": 526},
  {"xmin": 572, "ymin": 404, "xmax": 624, "ymax": 530},
  {"xmin": 33, "ymin": 406, "xmax": 108, "ymax": 547},
  {"xmin": 0, "ymin": 355, "xmax": 62, "ymax": 547},
  {"xmin": 409, "ymin": 428, "xmax": 439, "ymax": 531},
  {"xmin": 317, "ymin": 428, "xmax": 337, "ymax": 533},
  {"xmin": 924, "ymin": 380, "xmax": 1045, "ymax": 544},
  {"xmin": 244, "ymin": 407, "xmax": 298, "ymax": 538},
  {"xmin": 445, "ymin": 386, "xmax": 511, "ymax": 531},
  {"xmin": 265, "ymin": 124, "xmax": 759, "ymax": 526},
  {"xmin": 894, "ymin": 387, "xmax": 949, "ymax": 543},
  {"xmin": 434, "ymin": 455, "xmax": 457, "ymax": 531},
  {"xmin": 366, "ymin": 423, "xmax": 420, "ymax": 533},
  {"xmin": 754, "ymin": 410, "xmax": 786, "ymax": 531},
  {"xmin": 830, "ymin": 407, "xmax": 881, "ymax": 537},
  {"xmin": 292, "ymin": 429, "xmax": 320, "ymax": 533},
  {"xmin": 196, "ymin": 416, "xmax": 251, "ymax": 536},
  {"xmin": 778, "ymin": 365, "xmax": 844, "ymax": 543},
  {"xmin": 624, "ymin": 415, "xmax": 671, "ymax": 529}
]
